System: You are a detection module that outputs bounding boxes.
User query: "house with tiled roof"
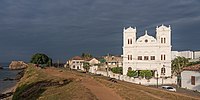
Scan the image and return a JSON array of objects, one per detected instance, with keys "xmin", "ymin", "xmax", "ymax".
[
  {"xmin": 181, "ymin": 64, "xmax": 200, "ymax": 92},
  {"xmin": 67, "ymin": 56, "xmax": 84, "ymax": 70},
  {"xmin": 66, "ymin": 56, "xmax": 100, "ymax": 71}
]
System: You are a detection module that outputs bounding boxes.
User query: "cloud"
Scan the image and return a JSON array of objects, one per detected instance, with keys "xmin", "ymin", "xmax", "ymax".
[{"xmin": 0, "ymin": 0, "xmax": 200, "ymax": 62}]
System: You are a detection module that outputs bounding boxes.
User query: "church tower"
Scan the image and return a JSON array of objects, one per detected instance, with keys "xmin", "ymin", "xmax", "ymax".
[
  {"xmin": 156, "ymin": 24, "xmax": 171, "ymax": 45},
  {"xmin": 122, "ymin": 27, "xmax": 136, "ymax": 74}
]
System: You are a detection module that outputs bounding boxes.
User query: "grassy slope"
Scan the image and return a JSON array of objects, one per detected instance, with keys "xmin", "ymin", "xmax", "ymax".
[{"xmin": 13, "ymin": 64, "xmax": 97, "ymax": 100}]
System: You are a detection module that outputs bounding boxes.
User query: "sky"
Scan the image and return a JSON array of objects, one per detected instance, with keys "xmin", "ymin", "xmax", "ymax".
[{"xmin": 0, "ymin": 0, "xmax": 200, "ymax": 63}]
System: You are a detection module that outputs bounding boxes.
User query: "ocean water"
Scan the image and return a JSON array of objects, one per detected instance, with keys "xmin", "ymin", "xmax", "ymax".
[{"xmin": 0, "ymin": 63, "xmax": 21, "ymax": 93}]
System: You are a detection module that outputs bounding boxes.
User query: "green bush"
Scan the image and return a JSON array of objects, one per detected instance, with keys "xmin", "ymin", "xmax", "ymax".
[
  {"xmin": 127, "ymin": 70, "xmax": 138, "ymax": 77},
  {"xmin": 111, "ymin": 67, "xmax": 123, "ymax": 74},
  {"xmin": 139, "ymin": 70, "xmax": 153, "ymax": 79}
]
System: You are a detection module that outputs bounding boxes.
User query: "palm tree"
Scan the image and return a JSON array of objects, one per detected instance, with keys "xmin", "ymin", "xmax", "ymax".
[{"xmin": 172, "ymin": 56, "xmax": 189, "ymax": 87}]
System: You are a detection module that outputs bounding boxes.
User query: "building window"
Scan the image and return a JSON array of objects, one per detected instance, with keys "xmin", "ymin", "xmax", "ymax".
[
  {"xmin": 145, "ymin": 39, "xmax": 148, "ymax": 43},
  {"xmin": 128, "ymin": 39, "xmax": 129, "ymax": 44},
  {"xmin": 128, "ymin": 55, "xmax": 132, "ymax": 60},
  {"xmin": 161, "ymin": 38, "xmax": 163, "ymax": 43},
  {"xmin": 138, "ymin": 56, "xmax": 142, "ymax": 60},
  {"xmin": 130, "ymin": 39, "xmax": 132, "ymax": 44},
  {"xmin": 191, "ymin": 76, "xmax": 195, "ymax": 85},
  {"xmin": 161, "ymin": 67, "xmax": 166, "ymax": 75},
  {"xmin": 164, "ymin": 38, "xmax": 166, "ymax": 43},
  {"xmin": 128, "ymin": 39, "xmax": 132, "ymax": 44},
  {"xmin": 161, "ymin": 54, "xmax": 166, "ymax": 60},
  {"xmin": 144, "ymin": 56, "xmax": 148, "ymax": 60},
  {"xmin": 128, "ymin": 67, "xmax": 132, "ymax": 71},
  {"xmin": 73, "ymin": 65, "xmax": 75, "ymax": 68},
  {"xmin": 163, "ymin": 55, "xmax": 166, "ymax": 60},
  {"xmin": 150, "ymin": 56, "xmax": 155, "ymax": 60}
]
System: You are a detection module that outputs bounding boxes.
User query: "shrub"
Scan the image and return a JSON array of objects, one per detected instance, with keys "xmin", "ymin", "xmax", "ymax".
[
  {"xmin": 139, "ymin": 70, "xmax": 153, "ymax": 79},
  {"xmin": 111, "ymin": 67, "xmax": 123, "ymax": 74},
  {"xmin": 127, "ymin": 70, "xmax": 138, "ymax": 77}
]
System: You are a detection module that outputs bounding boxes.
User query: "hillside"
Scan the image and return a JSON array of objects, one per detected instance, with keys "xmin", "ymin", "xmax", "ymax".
[{"xmin": 13, "ymin": 64, "xmax": 199, "ymax": 100}]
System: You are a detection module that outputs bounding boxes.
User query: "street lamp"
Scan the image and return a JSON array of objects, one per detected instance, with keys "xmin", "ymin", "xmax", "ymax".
[{"xmin": 155, "ymin": 70, "xmax": 158, "ymax": 88}]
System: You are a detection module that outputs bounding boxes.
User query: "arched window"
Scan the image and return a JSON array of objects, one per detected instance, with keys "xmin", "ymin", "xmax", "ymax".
[
  {"xmin": 128, "ymin": 39, "xmax": 132, "ymax": 44},
  {"xmin": 161, "ymin": 38, "xmax": 163, "ymax": 43},
  {"xmin": 161, "ymin": 67, "xmax": 166, "ymax": 75},
  {"xmin": 128, "ymin": 67, "xmax": 132, "ymax": 71},
  {"xmin": 164, "ymin": 38, "xmax": 166, "ymax": 43}
]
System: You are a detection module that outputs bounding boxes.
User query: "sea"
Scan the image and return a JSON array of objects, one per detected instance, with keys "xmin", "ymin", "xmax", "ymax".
[{"xmin": 0, "ymin": 63, "xmax": 21, "ymax": 93}]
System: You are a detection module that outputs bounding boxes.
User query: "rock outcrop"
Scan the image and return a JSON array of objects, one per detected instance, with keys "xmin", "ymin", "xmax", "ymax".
[{"xmin": 9, "ymin": 61, "xmax": 28, "ymax": 70}]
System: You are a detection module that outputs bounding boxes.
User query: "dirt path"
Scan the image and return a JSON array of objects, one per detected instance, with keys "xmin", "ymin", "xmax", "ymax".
[
  {"xmin": 81, "ymin": 76, "xmax": 123, "ymax": 100},
  {"xmin": 43, "ymin": 68, "xmax": 123, "ymax": 100}
]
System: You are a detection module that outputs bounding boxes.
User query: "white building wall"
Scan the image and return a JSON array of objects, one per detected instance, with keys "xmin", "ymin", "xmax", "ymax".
[
  {"xmin": 194, "ymin": 51, "xmax": 200, "ymax": 59},
  {"xmin": 123, "ymin": 25, "xmax": 171, "ymax": 77},
  {"xmin": 69, "ymin": 60, "xmax": 84, "ymax": 71},
  {"xmin": 172, "ymin": 51, "xmax": 194, "ymax": 60},
  {"xmin": 181, "ymin": 71, "xmax": 200, "ymax": 92}
]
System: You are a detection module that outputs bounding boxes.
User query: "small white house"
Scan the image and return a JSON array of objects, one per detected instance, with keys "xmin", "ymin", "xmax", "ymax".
[
  {"xmin": 181, "ymin": 64, "xmax": 200, "ymax": 92},
  {"xmin": 68, "ymin": 56, "xmax": 84, "ymax": 70}
]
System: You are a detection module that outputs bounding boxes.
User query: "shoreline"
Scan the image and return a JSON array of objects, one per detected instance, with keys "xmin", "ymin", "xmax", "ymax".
[{"xmin": 2, "ymin": 84, "xmax": 17, "ymax": 94}]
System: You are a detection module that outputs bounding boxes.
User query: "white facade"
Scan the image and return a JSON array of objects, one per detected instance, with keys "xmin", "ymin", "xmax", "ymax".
[
  {"xmin": 171, "ymin": 51, "xmax": 194, "ymax": 60},
  {"xmin": 69, "ymin": 59, "xmax": 84, "ymax": 70},
  {"xmin": 88, "ymin": 58, "xmax": 100, "ymax": 65},
  {"xmin": 181, "ymin": 71, "xmax": 200, "ymax": 92},
  {"xmin": 122, "ymin": 24, "xmax": 171, "ymax": 77},
  {"xmin": 194, "ymin": 51, "xmax": 200, "ymax": 59}
]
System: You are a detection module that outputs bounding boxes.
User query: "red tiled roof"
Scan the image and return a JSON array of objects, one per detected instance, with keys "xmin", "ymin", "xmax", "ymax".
[
  {"xmin": 71, "ymin": 56, "xmax": 83, "ymax": 60},
  {"xmin": 183, "ymin": 64, "xmax": 200, "ymax": 71}
]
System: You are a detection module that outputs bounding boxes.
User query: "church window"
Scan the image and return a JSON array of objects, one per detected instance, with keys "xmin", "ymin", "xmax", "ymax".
[
  {"xmin": 150, "ymin": 56, "xmax": 155, "ymax": 60},
  {"xmin": 164, "ymin": 38, "xmax": 166, "ymax": 43},
  {"xmin": 128, "ymin": 55, "xmax": 132, "ymax": 60},
  {"xmin": 145, "ymin": 39, "xmax": 148, "ymax": 43},
  {"xmin": 161, "ymin": 54, "xmax": 166, "ymax": 60},
  {"xmin": 163, "ymin": 55, "xmax": 166, "ymax": 60},
  {"xmin": 161, "ymin": 67, "xmax": 166, "ymax": 75},
  {"xmin": 144, "ymin": 56, "xmax": 149, "ymax": 60},
  {"xmin": 138, "ymin": 56, "xmax": 142, "ymax": 60},
  {"xmin": 128, "ymin": 67, "xmax": 132, "ymax": 71},
  {"xmin": 161, "ymin": 38, "xmax": 163, "ymax": 43},
  {"xmin": 128, "ymin": 39, "xmax": 132, "ymax": 44},
  {"xmin": 128, "ymin": 39, "xmax": 129, "ymax": 44}
]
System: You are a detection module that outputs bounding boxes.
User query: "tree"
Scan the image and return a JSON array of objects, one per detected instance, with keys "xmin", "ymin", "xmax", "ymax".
[
  {"xmin": 127, "ymin": 70, "xmax": 138, "ymax": 77},
  {"xmin": 81, "ymin": 53, "xmax": 93, "ymax": 59},
  {"xmin": 139, "ymin": 70, "xmax": 153, "ymax": 79},
  {"xmin": 172, "ymin": 56, "xmax": 189, "ymax": 75},
  {"xmin": 30, "ymin": 53, "xmax": 52, "ymax": 67},
  {"xmin": 111, "ymin": 67, "xmax": 123, "ymax": 74},
  {"xmin": 83, "ymin": 62, "xmax": 90, "ymax": 72},
  {"xmin": 171, "ymin": 56, "xmax": 189, "ymax": 87}
]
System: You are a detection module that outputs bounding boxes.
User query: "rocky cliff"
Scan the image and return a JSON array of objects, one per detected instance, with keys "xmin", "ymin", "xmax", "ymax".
[{"xmin": 9, "ymin": 61, "xmax": 28, "ymax": 70}]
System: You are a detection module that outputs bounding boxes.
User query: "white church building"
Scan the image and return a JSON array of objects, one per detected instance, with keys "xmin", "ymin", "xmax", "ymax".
[{"xmin": 122, "ymin": 24, "xmax": 172, "ymax": 77}]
